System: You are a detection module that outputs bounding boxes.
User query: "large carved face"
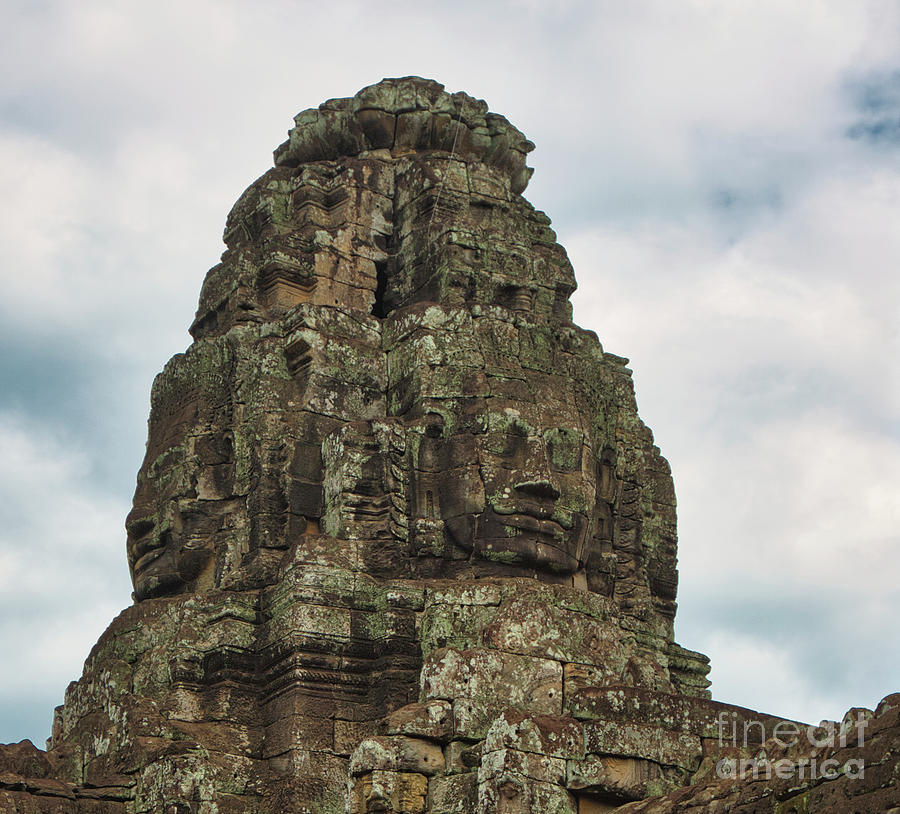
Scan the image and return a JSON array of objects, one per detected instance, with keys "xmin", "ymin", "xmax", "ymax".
[
  {"xmin": 126, "ymin": 344, "xmax": 238, "ymax": 601},
  {"xmin": 125, "ymin": 421, "xmax": 228, "ymax": 601},
  {"xmin": 454, "ymin": 411, "xmax": 594, "ymax": 573},
  {"xmin": 410, "ymin": 404, "xmax": 610, "ymax": 577},
  {"xmin": 126, "ymin": 482, "xmax": 220, "ymax": 602}
]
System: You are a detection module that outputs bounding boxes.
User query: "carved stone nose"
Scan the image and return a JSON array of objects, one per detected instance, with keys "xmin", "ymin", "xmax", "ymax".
[{"xmin": 514, "ymin": 479, "xmax": 560, "ymax": 501}]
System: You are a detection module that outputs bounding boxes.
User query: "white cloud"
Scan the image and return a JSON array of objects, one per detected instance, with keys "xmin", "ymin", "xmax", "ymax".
[
  {"xmin": 0, "ymin": 412, "xmax": 132, "ymax": 738},
  {"xmin": 0, "ymin": 133, "xmax": 195, "ymax": 362},
  {"xmin": 0, "ymin": 411, "xmax": 131, "ymax": 583},
  {"xmin": 701, "ymin": 632, "xmax": 836, "ymax": 725}
]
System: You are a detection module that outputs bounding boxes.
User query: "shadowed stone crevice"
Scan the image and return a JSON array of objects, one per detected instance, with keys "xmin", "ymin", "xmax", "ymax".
[{"xmin": 372, "ymin": 259, "xmax": 389, "ymax": 318}]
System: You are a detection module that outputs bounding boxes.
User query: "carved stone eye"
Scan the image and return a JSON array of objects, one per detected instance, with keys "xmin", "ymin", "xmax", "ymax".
[
  {"xmin": 484, "ymin": 431, "xmax": 520, "ymax": 458},
  {"xmin": 546, "ymin": 428, "xmax": 583, "ymax": 472},
  {"xmin": 424, "ymin": 412, "xmax": 445, "ymax": 438}
]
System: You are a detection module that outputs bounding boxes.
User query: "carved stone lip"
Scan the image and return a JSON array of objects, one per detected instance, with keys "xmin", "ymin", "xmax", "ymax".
[
  {"xmin": 492, "ymin": 501, "xmax": 574, "ymax": 530},
  {"xmin": 133, "ymin": 545, "xmax": 166, "ymax": 574},
  {"xmin": 496, "ymin": 511, "xmax": 567, "ymax": 538}
]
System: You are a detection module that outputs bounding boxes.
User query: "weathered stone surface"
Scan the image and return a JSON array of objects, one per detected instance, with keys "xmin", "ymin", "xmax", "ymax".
[
  {"xmin": 483, "ymin": 712, "xmax": 584, "ymax": 761},
  {"xmin": 613, "ymin": 694, "xmax": 900, "ymax": 812},
  {"xmin": 385, "ymin": 701, "xmax": 454, "ymax": 742},
  {"xmin": 350, "ymin": 736, "xmax": 445, "ymax": 777},
  {"xmin": 1, "ymin": 77, "xmax": 891, "ymax": 813}
]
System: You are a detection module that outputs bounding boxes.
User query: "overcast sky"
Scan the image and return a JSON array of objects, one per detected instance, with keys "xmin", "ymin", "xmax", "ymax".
[{"xmin": 1, "ymin": 0, "xmax": 898, "ymax": 746}]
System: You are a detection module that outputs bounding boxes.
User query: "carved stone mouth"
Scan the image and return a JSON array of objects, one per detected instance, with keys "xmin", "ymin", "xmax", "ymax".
[
  {"xmin": 133, "ymin": 546, "xmax": 166, "ymax": 575},
  {"xmin": 491, "ymin": 502, "xmax": 574, "ymax": 530},
  {"xmin": 496, "ymin": 512, "xmax": 567, "ymax": 538}
]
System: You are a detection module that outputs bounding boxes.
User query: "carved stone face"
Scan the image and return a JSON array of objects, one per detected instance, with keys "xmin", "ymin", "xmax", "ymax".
[
  {"xmin": 471, "ymin": 413, "xmax": 594, "ymax": 573},
  {"xmin": 125, "ymin": 345, "xmax": 238, "ymax": 601},
  {"xmin": 412, "ymin": 406, "xmax": 602, "ymax": 575},
  {"xmin": 125, "ymin": 421, "xmax": 234, "ymax": 601},
  {"xmin": 126, "ymin": 490, "xmax": 218, "ymax": 602}
]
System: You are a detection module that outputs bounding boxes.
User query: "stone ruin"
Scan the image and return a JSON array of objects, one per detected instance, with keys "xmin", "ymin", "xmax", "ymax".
[{"xmin": 1, "ymin": 78, "xmax": 897, "ymax": 814}]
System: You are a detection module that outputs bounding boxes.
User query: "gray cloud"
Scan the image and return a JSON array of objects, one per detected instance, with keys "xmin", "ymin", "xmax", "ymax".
[
  {"xmin": 846, "ymin": 70, "xmax": 900, "ymax": 145},
  {"xmin": 1, "ymin": 0, "xmax": 898, "ymax": 743}
]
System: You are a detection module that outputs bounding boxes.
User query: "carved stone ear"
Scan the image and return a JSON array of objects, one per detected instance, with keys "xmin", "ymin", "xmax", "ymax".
[
  {"xmin": 284, "ymin": 336, "xmax": 313, "ymax": 383},
  {"xmin": 598, "ymin": 447, "xmax": 618, "ymax": 502}
]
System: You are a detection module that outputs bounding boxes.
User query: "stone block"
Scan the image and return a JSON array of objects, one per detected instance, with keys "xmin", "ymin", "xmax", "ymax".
[
  {"xmin": 350, "ymin": 736, "xmax": 446, "ymax": 777},
  {"xmin": 385, "ymin": 701, "xmax": 454, "ymax": 742},
  {"xmin": 421, "ymin": 648, "xmax": 563, "ymax": 739}
]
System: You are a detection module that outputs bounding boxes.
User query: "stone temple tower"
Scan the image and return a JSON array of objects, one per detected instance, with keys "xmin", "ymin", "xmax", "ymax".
[{"xmin": 0, "ymin": 78, "xmax": 894, "ymax": 814}]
